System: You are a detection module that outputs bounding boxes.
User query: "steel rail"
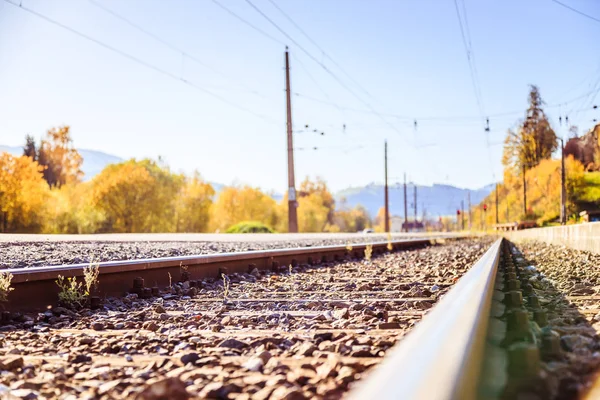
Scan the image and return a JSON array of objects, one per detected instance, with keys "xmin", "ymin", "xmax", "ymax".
[
  {"xmin": 349, "ymin": 238, "xmax": 502, "ymax": 400},
  {"xmin": 4, "ymin": 236, "xmax": 459, "ymax": 311}
]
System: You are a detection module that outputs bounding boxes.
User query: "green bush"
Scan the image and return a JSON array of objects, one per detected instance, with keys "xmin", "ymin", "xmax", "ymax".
[{"xmin": 225, "ymin": 221, "xmax": 275, "ymax": 233}]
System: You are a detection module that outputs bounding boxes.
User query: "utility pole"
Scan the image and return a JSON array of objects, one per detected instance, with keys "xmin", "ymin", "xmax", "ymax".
[
  {"xmin": 285, "ymin": 47, "xmax": 298, "ymax": 233},
  {"xmin": 467, "ymin": 192, "xmax": 472, "ymax": 230},
  {"xmin": 559, "ymin": 138, "xmax": 567, "ymax": 224},
  {"xmin": 461, "ymin": 200, "xmax": 465, "ymax": 230},
  {"xmin": 384, "ymin": 141, "xmax": 389, "ymax": 233},
  {"xmin": 403, "ymin": 173, "xmax": 408, "ymax": 232},
  {"xmin": 522, "ymin": 164, "xmax": 527, "ymax": 219},
  {"xmin": 413, "ymin": 185, "xmax": 417, "ymax": 224},
  {"xmin": 495, "ymin": 183, "xmax": 499, "ymax": 224}
]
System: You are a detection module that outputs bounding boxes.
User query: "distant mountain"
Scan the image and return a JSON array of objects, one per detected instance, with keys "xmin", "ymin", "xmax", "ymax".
[
  {"xmin": 335, "ymin": 182, "xmax": 495, "ymax": 218},
  {"xmin": 0, "ymin": 145, "xmax": 123, "ymax": 181}
]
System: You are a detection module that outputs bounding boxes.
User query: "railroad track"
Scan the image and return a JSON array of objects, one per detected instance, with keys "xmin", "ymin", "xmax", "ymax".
[{"xmin": 1, "ymin": 236, "xmax": 599, "ymax": 399}]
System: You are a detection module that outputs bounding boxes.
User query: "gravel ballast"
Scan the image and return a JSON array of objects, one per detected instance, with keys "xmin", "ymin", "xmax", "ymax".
[
  {"xmin": 511, "ymin": 240, "xmax": 600, "ymax": 399},
  {"xmin": 0, "ymin": 238, "xmax": 491, "ymax": 399},
  {"xmin": 0, "ymin": 235, "xmax": 422, "ymax": 269}
]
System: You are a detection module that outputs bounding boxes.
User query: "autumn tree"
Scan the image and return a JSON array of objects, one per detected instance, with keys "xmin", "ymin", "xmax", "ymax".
[
  {"xmin": 175, "ymin": 172, "xmax": 215, "ymax": 232},
  {"xmin": 330, "ymin": 202, "xmax": 371, "ymax": 232},
  {"xmin": 373, "ymin": 207, "xmax": 387, "ymax": 232},
  {"xmin": 0, "ymin": 153, "xmax": 49, "ymax": 232},
  {"xmin": 295, "ymin": 177, "xmax": 336, "ymax": 232},
  {"xmin": 502, "ymin": 85, "xmax": 558, "ymax": 174},
  {"xmin": 36, "ymin": 126, "xmax": 83, "ymax": 187},
  {"xmin": 211, "ymin": 185, "xmax": 279, "ymax": 232},
  {"xmin": 91, "ymin": 159, "xmax": 183, "ymax": 232}
]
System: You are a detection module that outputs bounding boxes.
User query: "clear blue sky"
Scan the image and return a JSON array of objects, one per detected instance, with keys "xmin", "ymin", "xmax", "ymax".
[{"xmin": 1, "ymin": 0, "xmax": 598, "ymax": 192}]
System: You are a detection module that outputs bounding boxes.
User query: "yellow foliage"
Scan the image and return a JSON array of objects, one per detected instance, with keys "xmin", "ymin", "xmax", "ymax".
[
  {"xmin": 176, "ymin": 172, "xmax": 215, "ymax": 232},
  {"xmin": 0, "ymin": 153, "xmax": 49, "ymax": 232},
  {"xmin": 472, "ymin": 156, "xmax": 586, "ymax": 228},
  {"xmin": 39, "ymin": 125, "xmax": 83, "ymax": 187},
  {"xmin": 211, "ymin": 185, "xmax": 279, "ymax": 232},
  {"xmin": 90, "ymin": 159, "xmax": 184, "ymax": 233},
  {"xmin": 43, "ymin": 183, "xmax": 105, "ymax": 234}
]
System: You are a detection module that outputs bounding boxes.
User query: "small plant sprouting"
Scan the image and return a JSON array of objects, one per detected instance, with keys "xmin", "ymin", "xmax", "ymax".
[
  {"xmin": 83, "ymin": 262, "xmax": 100, "ymax": 295},
  {"xmin": 168, "ymin": 272, "xmax": 173, "ymax": 291},
  {"xmin": 288, "ymin": 265, "xmax": 293, "ymax": 275},
  {"xmin": 0, "ymin": 271, "xmax": 14, "ymax": 303},
  {"xmin": 346, "ymin": 242, "xmax": 353, "ymax": 252},
  {"xmin": 364, "ymin": 244, "xmax": 373, "ymax": 261},
  {"xmin": 56, "ymin": 275, "xmax": 87, "ymax": 308},
  {"xmin": 387, "ymin": 233, "xmax": 393, "ymax": 252},
  {"xmin": 222, "ymin": 273, "xmax": 231, "ymax": 301}
]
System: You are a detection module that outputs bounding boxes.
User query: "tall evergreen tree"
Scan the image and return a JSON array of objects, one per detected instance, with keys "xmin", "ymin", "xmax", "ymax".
[
  {"xmin": 23, "ymin": 135, "xmax": 37, "ymax": 161},
  {"xmin": 502, "ymin": 85, "xmax": 558, "ymax": 173}
]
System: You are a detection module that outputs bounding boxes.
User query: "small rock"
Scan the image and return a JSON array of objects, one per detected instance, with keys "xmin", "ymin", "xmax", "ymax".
[
  {"xmin": 332, "ymin": 308, "xmax": 349, "ymax": 320},
  {"xmin": 154, "ymin": 305, "xmax": 166, "ymax": 314},
  {"xmin": 377, "ymin": 322, "xmax": 401, "ymax": 330},
  {"xmin": 179, "ymin": 352, "xmax": 199, "ymax": 365},
  {"xmin": 143, "ymin": 321, "xmax": 159, "ymax": 332},
  {"xmin": 91, "ymin": 322, "xmax": 105, "ymax": 331},
  {"xmin": 243, "ymin": 357, "xmax": 264, "ymax": 372},
  {"xmin": 297, "ymin": 342, "xmax": 316, "ymax": 357},
  {"xmin": 9, "ymin": 389, "xmax": 38, "ymax": 400},
  {"xmin": 136, "ymin": 377, "xmax": 189, "ymax": 400},
  {"xmin": 2, "ymin": 357, "xmax": 23, "ymax": 371},
  {"xmin": 218, "ymin": 338, "xmax": 247, "ymax": 349},
  {"xmin": 199, "ymin": 382, "xmax": 241, "ymax": 398},
  {"xmin": 68, "ymin": 354, "xmax": 92, "ymax": 364}
]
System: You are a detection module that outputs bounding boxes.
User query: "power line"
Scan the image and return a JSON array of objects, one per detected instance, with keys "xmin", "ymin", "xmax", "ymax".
[
  {"xmin": 264, "ymin": 0, "xmax": 375, "ymax": 101},
  {"xmin": 210, "ymin": 0, "xmax": 286, "ymax": 46},
  {"xmin": 243, "ymin": 0, "xmax": 410, "ymax": 143},
  {"xmin": 89, "ymin": 0, "xmax": 271, "ymax": 99},
  {"xmin": 3, "ymin": 0, "xmax": 277, "ymax": 124},
  {"xmin": 551, "ymin": 0, "xmax": 600, "ymax": 24}
]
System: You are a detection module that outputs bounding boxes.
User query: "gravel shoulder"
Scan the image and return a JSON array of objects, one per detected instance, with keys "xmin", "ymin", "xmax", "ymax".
[{"xmin": 0, "ymin": 238, "xmax": 492, "ymax": 399}]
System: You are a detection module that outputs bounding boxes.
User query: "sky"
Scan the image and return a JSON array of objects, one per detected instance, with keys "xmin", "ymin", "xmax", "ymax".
[{"xmin": 1, "ymin": 0, "xmax": 599, "ymax": 193}]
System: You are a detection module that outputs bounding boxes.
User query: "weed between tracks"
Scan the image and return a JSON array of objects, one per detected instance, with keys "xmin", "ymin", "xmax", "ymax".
[
  {"xmin": 0, "ymin": 271, "xmax": 14, "ymax": 303},
  {"xmin": 56, "ymin": 262, "xmax": 100, "ymax": 308},
  {"xmin": 365, "ymin": 244, "xmax": 373, "ymax": 261}
]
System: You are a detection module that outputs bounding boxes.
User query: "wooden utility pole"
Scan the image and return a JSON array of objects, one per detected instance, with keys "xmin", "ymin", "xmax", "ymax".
[
  {"xmin": 285, "ymin": 47, "xmax": 298, "ymax": 233},
  {"xmin": 384, "ymin": 141, "xmax": 389, "ymax": 233},
  {"xmin": 461, "ymin": 200, "xmax": 465, "ymax": 230},
  {"xmin": 467, "ymin": 192, "xmax": 472, "ymax": 230},
  {"xmin": 560, "ymin": 138, "xmax": 567, "ymax": 224},
  {"xmin": 403, "ymin": 173, "xmax": 408, "ymax": 232},
  {"xmin": 413, "ymin": 185, "xmax": 417, "ymax": 224},
  {"xmin": 495, "ymin": 183, "xmax": 499, "ymax": 224}
]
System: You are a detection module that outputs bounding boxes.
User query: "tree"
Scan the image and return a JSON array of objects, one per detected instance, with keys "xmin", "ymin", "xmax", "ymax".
[
  {"xmin": 0, "ymin": 153, "xmax": 49, "ymax": 232},
  {"xmin": 296, "ymin": 177, "xmax": 335, "ymax": 232},
  {"xmin": 23, "ymin": 135, "xmax": 37, "ymax": 161},
  {"xmin": 91, "ymin": 159, "xmax": 183, "ymax": 232},
  {"xmin": 502, "ymin": 85, "xmax": 558, "ymax": 174},
  {"xmin": 210, "ymin": 185, "xmax": 279, "ymax": 232},
  {"xmin": 37, "ymin": 126, "xmax": 83, "ymax": 187},
  {"xmin": 373, "ymin": 207, "xmax": 387, "ymax": 232},
  {"xmin": 175, "ymin": 172, "xmax": 215, "ymax": 232}
]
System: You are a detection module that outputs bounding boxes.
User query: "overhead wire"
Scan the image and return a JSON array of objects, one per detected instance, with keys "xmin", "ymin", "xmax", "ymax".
[
  {"xmin": 88, "ymin": 0, "xmax": 272, "ymax": 100},
  {"xmin": 209, "ymin": 0, "xmax": 286, "ymax": 46},
  {"xmin": 243, "ymin": 0, "xmax": 411, "ymax": 145},
  {"xmin": 551, "ymin": 0, "xmax": 600, "ymax": 24},
  {"xmin": 3, "ymin": 0, "xmax": 278, "ymax": 124},
  {"xmin": 264, "ymin": 0, "xmax": 375, "ymax": 102}
]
